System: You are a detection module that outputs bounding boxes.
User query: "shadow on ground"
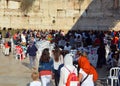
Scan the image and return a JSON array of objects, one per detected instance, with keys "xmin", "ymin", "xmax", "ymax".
[
  {"xmin": 26, "ymin": 83, "xmax": 30, "ymax": 86},
  {"xmin": 22, "ymin": 62, "xmax": 31, "ymax": 69}
]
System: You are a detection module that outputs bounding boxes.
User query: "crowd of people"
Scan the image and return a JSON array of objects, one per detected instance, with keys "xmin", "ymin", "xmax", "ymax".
[{"xmin": 1, "ymin": 29, "xmax": 120, "ymax": 86}]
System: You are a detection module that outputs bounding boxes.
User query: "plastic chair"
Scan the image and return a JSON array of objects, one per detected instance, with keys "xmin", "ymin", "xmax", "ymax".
[
  {"xmin": 15, "ymin": 45, "xmax": 23, "ymax": 61},
  {"xmin": 15, "ymin": 53, "xmax": 22, "ymax": 61},
  {"xmin": 108, "ymin": 67, "xmax": 120, "ymax": 86}
]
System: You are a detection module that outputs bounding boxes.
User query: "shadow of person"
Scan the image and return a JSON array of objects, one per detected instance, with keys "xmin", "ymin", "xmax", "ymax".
[
  {"xmin": 26, "ymin": 82, "xmax": 30, "ymax": 86},
  {"xmin": 22, "ymin": 62, "xmax": 31, "ymax": 69}
]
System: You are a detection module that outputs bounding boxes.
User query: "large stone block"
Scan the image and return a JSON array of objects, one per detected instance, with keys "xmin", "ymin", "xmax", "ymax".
[
  {"xmin": 56, "ymin": 9, "xmax": 66, "ymax": 18},
  {"xmin": 8, "ymin": 1, "xmax": 20, "ymax": 9},
  {"xmin": 66, "ymin": 9, "xmax": 78, "ymax": 17}
]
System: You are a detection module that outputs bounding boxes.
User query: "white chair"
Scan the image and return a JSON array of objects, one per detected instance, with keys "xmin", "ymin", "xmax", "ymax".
[
  {"xmin": 14, "ymin": 46, "xmax": 23, "ymax": 61},
  {"xmin": 15, "ymin": 53, "xmax": 22, "ymax": 61},
  {"xmin": 108, "ymin": 67, "xmax": 120, "ymax": 86}
]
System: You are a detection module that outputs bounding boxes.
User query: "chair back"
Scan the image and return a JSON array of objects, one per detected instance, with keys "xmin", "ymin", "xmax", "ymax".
[{"xmin": 109, "ymin": 67, "xmax": 120, "ymax": 77}]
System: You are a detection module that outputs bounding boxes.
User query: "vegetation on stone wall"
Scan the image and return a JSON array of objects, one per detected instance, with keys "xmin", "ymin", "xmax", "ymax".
[{"xmin": 20, "ymin": 0, "xmax": 36, "ymax": 14}]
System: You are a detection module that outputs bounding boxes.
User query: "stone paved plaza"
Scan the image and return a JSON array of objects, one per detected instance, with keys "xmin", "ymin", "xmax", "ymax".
[
  {"xmin": 0, "ymin": 48, "xmax": 32, "ymax": 86},
  {"xmin": 0, "ymin": 48, "xmax": 109, "ymax": 86}
]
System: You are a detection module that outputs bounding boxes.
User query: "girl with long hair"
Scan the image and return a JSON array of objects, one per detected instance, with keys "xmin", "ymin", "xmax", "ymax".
[
  {"xmin": 52, "ymin": 47, "xmax": 63, "ymax": 86},
  {"xmin": 38, "ymin": 48, "xmax": 53, "ymax": 86}
]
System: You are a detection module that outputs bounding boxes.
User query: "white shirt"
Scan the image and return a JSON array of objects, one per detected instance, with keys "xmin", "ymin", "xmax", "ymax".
[
  {"xmin": 21, "ymin": 34, "xmax": 26, "ymax": 43},
  {"xmin": 79, "ymin": 68, "xmax": 94, "ymax": 86},
  {"xmin": 64, "ymin": 45, "xmax": 71, "ymax": 52},
  {"xmin": 53, "ymin": 55, "xmax": 63, "ymax": 70},
  {"xmin": 30, "ymin": 81, "xmax": 41, "ymax": 86}
]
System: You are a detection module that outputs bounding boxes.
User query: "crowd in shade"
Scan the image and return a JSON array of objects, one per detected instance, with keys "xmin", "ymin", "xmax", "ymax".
[{"xmin": 1, "ymin": 29, "xmax": 120, "ymax": 86}]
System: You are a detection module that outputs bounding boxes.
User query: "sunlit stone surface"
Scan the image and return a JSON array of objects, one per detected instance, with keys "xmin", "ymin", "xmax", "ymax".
[{"xmin": 0, "ymin": 0, "xmax": 120, "ymax": 31}]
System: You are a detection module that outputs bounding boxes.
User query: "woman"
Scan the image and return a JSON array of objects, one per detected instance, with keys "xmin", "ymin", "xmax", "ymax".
[
  {"xmin": 58, "ymin": 53, "xmax": 78, "ymax": 86},
  {"xmin": 52, "ymin": 47, "xmax": 63, "ymax": 86},
  {"xmin": 78, "ymin": 51, "xmax": 98, "ymax": 86},
  {"xmin": 97, "ymin": 44, "xmax": 106, "ymax": 68},
  {"xmin": 38, "ymin": 48, "xmax": 53, "ymax": 86}
]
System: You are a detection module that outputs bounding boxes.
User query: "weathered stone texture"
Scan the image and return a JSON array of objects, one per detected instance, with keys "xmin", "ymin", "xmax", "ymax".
[{"xmin": 0, "ymin": 0, "xmax": 120, "ymax": 31}]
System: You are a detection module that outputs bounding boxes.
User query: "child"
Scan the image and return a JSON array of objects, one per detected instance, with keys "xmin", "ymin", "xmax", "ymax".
[
  {"xmin": 30, "ymin": 71, "xmax": 41, "ymax": 86},
  {"xmin": 4, "ymin": 40, "xmax": 10, "ymax": 56},
  {"xmin": 27, "ymin": 39, "xmax": 38, "ymax": 69}
]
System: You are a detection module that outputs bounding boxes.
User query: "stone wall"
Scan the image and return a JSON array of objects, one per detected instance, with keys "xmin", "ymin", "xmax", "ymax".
[
  {"xmin": 0, "ymin": 0, "xmax": 120, "ymax": 31},
  {"xmin": 71, "ymin": 0, "xmax": 120, "ymax": 31}
]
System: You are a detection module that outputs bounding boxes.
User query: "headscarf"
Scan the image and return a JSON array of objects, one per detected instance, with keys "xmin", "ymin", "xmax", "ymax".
[{"xmin": 64, "ymin": 54, "xmax": 73, "ymax": 66}]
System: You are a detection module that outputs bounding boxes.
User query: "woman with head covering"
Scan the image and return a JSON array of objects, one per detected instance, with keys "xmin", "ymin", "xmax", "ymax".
[
  {"xmin": 58, "ymin": 53, "xmax": 78, "ymax": 86},
  {"xmin": 78, "ymin": 51, "xmax": 98, "ymax": 86},
  {"xmin": 38, "ymin": 48, "xmax": 53, "ymax": 86}
]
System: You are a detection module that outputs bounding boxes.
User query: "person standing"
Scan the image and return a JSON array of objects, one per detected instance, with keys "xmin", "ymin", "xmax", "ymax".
[
  {"xmin": 4, "ymin": 40, "xmax": 10, "ymax": 56},
  {"xmin": 0, "ymin": 32, "xmax": 2, "ymax": 49},
  {"xmin": 27, "ymin": 37, "xmax": 38, "ymax": 70},
  {"xmin": 58, "ymin": 54, "xmax": 78, "ymax": 86},
  {"xmin": 0, "ymin": 32, "xmax": 2, "ymax": 42},
  {"xmin": 52, "ymin": 47, "xmax": 63, "ymax": 86},
  {"xmin": 78, "ymin": 51, "xmax": 98, "ymax": 86},
  {"xmin": 114, "ymin": 0, "xmax": 119, "ymax": 9},
  {"xmin": 97, "ymin": 44, "xmax": 106, "ymax": 68},
  {"xmin": 38, "ymin": 48, "xmax": 53, "ymax": 86}
]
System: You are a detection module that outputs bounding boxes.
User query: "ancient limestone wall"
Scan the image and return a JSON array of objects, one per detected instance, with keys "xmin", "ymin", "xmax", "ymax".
[
  {"xmin": 0, "ymin": 0, "xmax": 120, "ymax": 31},
  {"xmin": 71, "ymin": 0, "xmax": 120, "ymax": 31},
  {"xmin": 0, "ymin": 0, "xmax": 91, "ymax": 30}
]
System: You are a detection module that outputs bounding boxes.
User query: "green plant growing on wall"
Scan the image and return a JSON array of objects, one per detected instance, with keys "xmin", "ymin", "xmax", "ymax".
[{"xmin": 20, "ymin": 0, "xmax": 36, "ymax": 15}]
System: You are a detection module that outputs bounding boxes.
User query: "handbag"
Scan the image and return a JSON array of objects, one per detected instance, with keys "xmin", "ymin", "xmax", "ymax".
[
  {"xmin": 79, "ymin": 68, "xmax": 90, "ymax": 85},
  {"xmin": 80, "ymin": 74, "xmax": 89, "ymax": 85}
]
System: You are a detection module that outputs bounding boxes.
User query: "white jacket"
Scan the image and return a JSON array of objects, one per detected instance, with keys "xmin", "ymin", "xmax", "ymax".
[{"xmin": 58, "ymin": 54, "xmax": 78, "ymax": 86}]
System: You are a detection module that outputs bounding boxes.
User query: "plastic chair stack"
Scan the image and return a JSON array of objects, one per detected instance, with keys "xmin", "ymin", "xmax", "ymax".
[{"xmin": 108, "ymin": 67, "xmax": 120, "ymax": 86}]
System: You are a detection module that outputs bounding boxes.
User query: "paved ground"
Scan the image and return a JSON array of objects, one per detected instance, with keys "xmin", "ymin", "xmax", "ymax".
[
  {"xmin": 0, "ymin": 48, "xmax": 109, "ymax": 86},
  {"xmin": 0, "ymin": 49, "xmax": 32, "ymax": 86}
]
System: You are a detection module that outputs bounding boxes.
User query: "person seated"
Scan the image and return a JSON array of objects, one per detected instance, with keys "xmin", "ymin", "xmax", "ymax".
[{"xmin": 64, "ymin": 42, "xmax": 71, "ymax": 52}]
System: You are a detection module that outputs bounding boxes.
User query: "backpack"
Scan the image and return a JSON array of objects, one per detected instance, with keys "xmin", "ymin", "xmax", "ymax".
[{"xmin": 65, "ymin": 66, "xmax": 79, "ymax": 86}]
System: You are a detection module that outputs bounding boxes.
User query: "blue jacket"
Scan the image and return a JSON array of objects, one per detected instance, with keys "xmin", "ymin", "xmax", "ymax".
[
  {"xmin": 27, "ymin": 44, "xmax": 38, "ymax": 56},
  {"xmin": 38, "ymin": 59, "xmax": 53, "ymax": 72}
]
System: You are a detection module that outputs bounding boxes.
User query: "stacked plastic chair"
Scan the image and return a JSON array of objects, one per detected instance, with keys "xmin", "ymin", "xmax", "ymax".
[{"xmin": 107, "ymin": 67, "xmax": 120, "ymax": 86}]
